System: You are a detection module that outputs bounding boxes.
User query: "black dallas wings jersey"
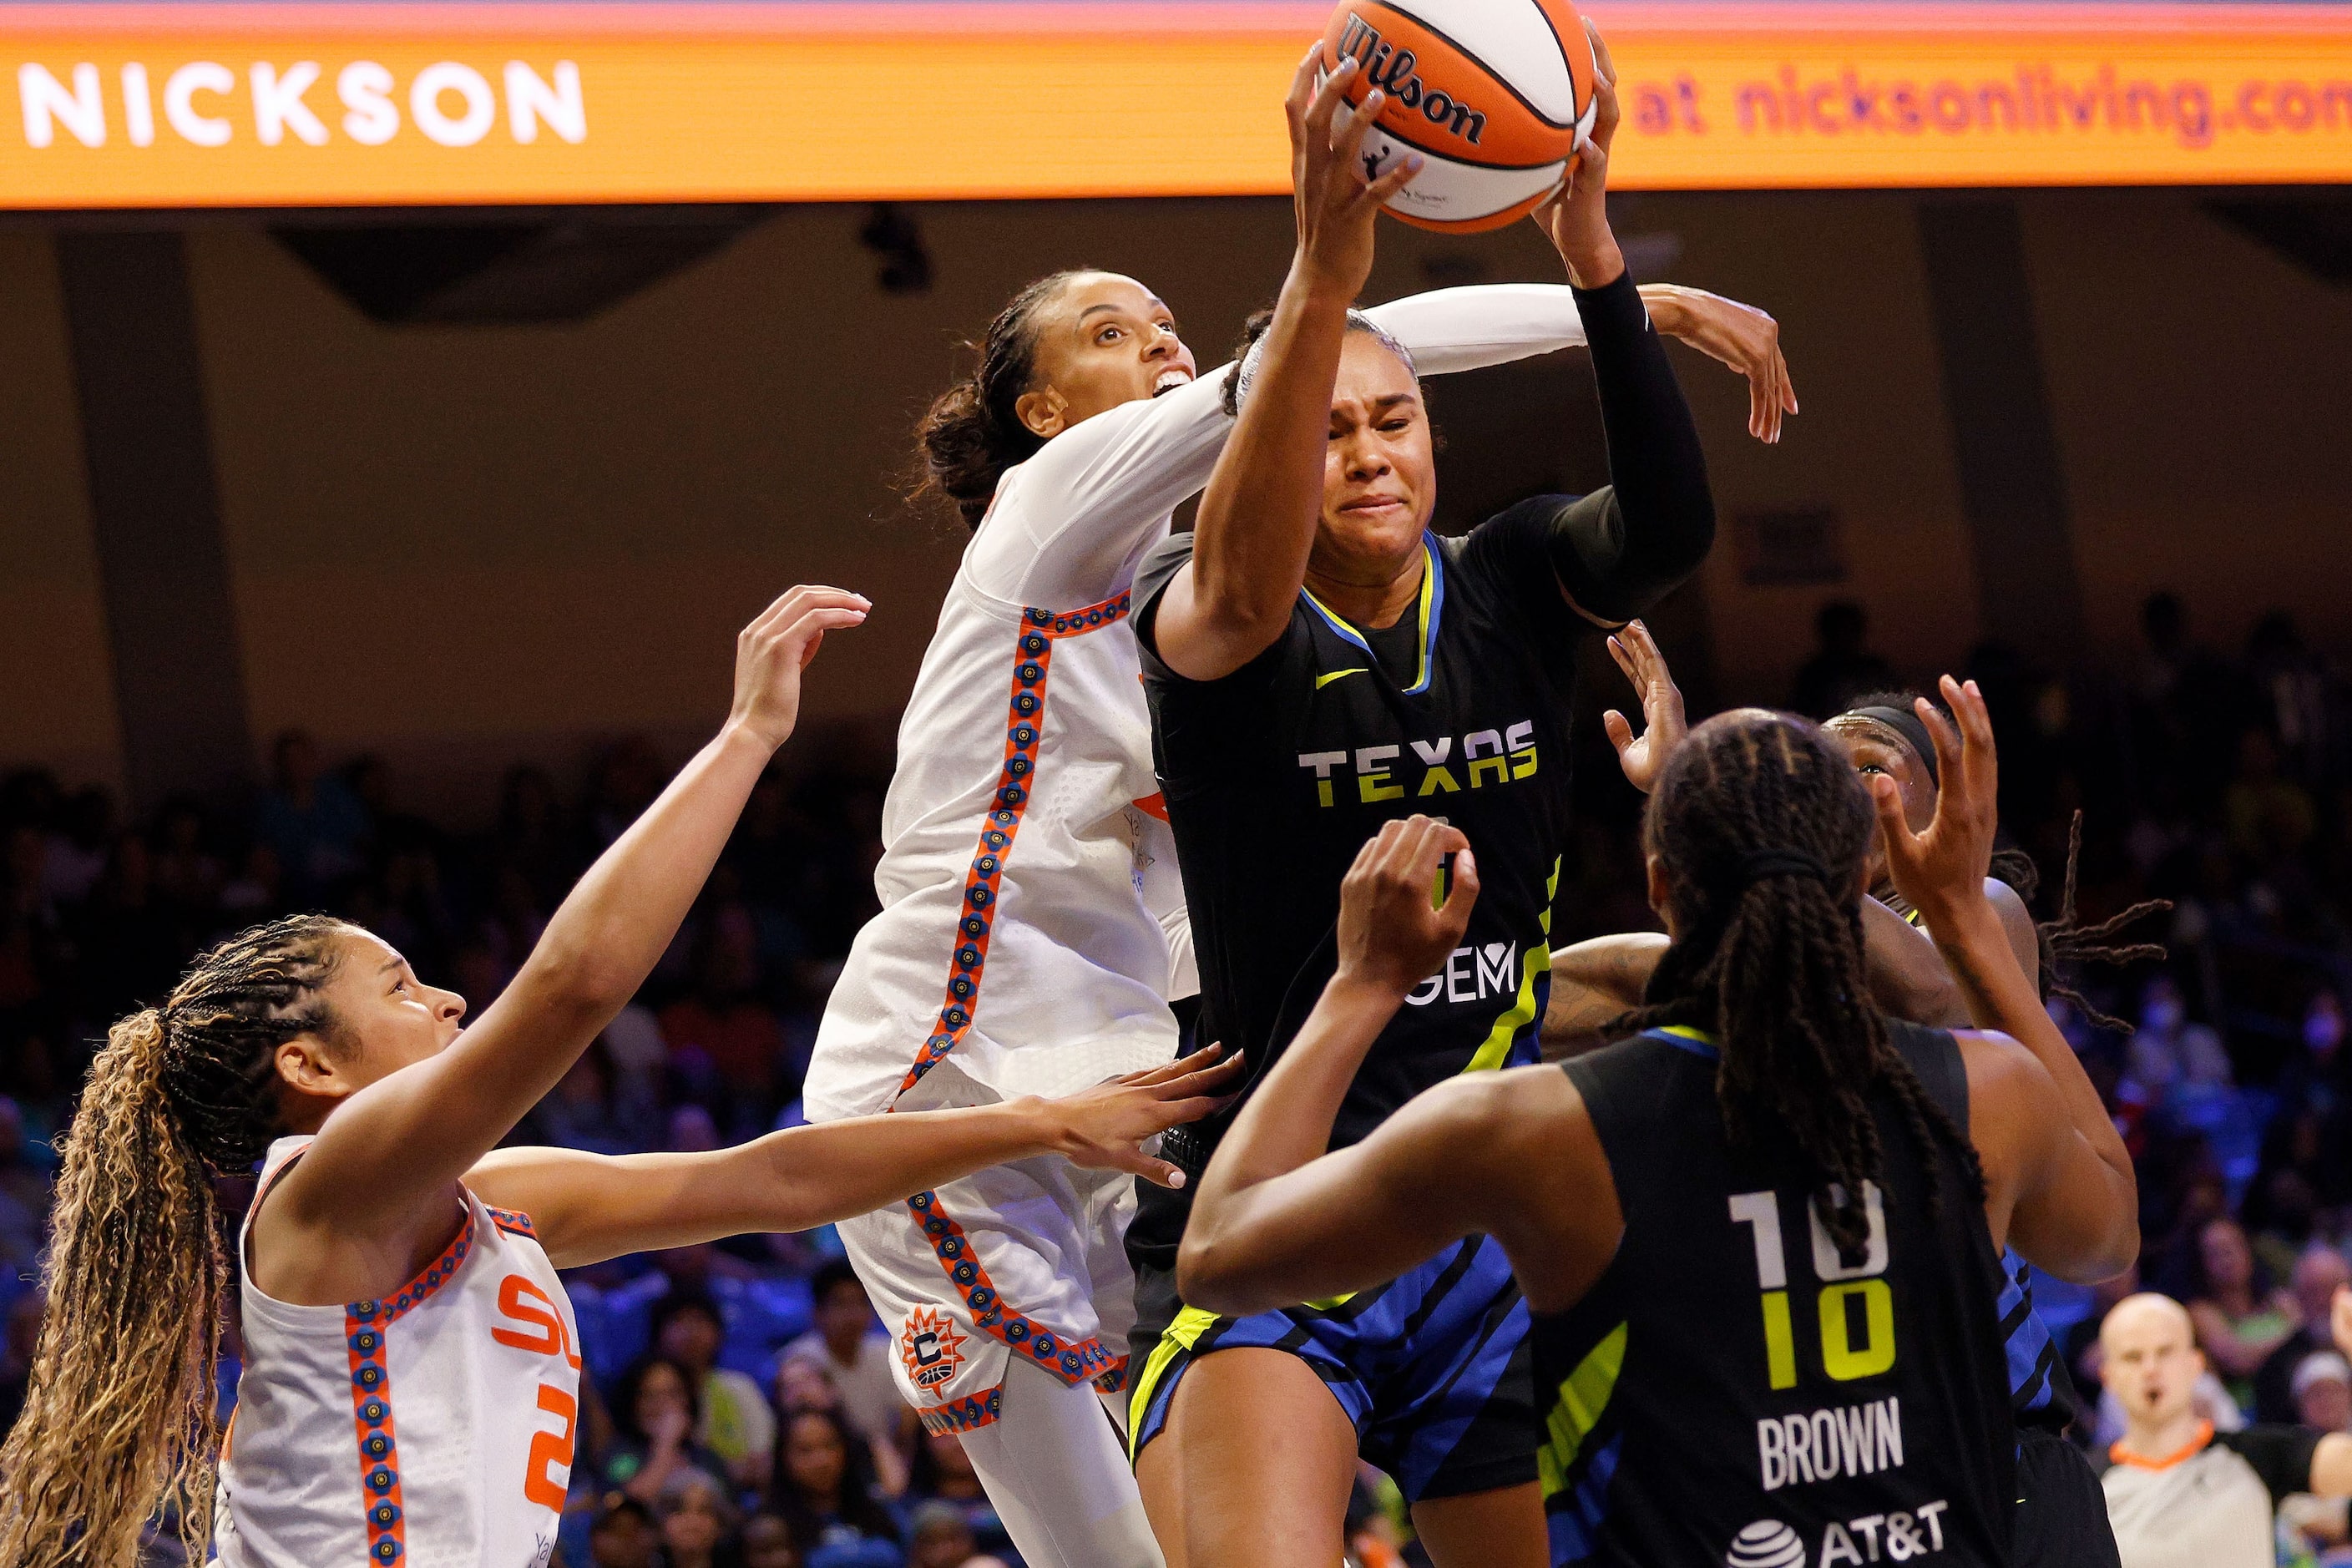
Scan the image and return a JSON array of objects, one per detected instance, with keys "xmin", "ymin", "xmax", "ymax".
[
  {"xmin": 1130, "ymin": 507, "xmax": 1586, "ymax": 1253},
  {"xmin": 1540, "ymin": 1020, "xmax": 2015, "ymax": 1568}
]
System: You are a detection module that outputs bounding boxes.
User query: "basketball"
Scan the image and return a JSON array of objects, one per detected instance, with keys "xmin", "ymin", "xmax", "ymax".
[{"xmin": 1317, "ymin": 0, "xmax": 1600, "ymax": 233}]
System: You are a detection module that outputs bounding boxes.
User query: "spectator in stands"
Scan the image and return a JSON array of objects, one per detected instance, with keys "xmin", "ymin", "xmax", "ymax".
[
  {"xmin": 1788, "ymin": 600, "xmax": 1895, "ymax": 721},
  {"xmin": 771, "ymin": 1407, "xmax": 903, "ymax": 1568},
  {"xmin": 252, "ymin": 728, "xmax": 368, "ymax": 896},
  {"xmin": 2253, "ymin": 1244, "xmax": 2352, "ymax": 1423},
  {"xmin": 493, "ymin": 763, "xmax": 582, "ymax": 910},
  {"xmin": 903, "ymin": 1500, "xmax": 1007, "ymax": 1568},
  {"xmin": 0, "ymin": 1291, "xmax": 42, "ymax": 1435},
  {"xmin": 0, "ymin": 1099, "xmax": 46, "ymax": 1278},
  {"xmin": 2224, "ymin": 728, "xmax": 2319, "ymax": 862},
  {"xmin": 147, "ymin": 797, "xmax": 222, "ymax": 922},
  {"xmin": 2125, "ymin": 974, "xmax": 2233, "ymax": 1101},
  {"xmin": 741, "ymin": 1511, "xmax": 802, "ymax": 1568},
  {"xmin": 2188, "ymin": 1216, "xmax": 2304, "ymax": 1414},
  {"xmin": 532, "ymin": 1040, "xmax": 660, "ymax": 1156},
  {"xmin": 589, "ymin": 1494, "xmax": 661, "ymax": 1568},
  {"xmin": 658, "ymin": 1469, "xmax": 746, "ymax": 1568},
  {"xmin": 2297, "ymin": 1352, "xmax": 2352, "ymax": 1435},
  {"xmin": 903, "ymin": 1432, "xmax": 1014, "ymax": 1560},
  {"xmin": 783, "ymin": 1262, "xmax": 911, "ymax": 1459},
  {"xmin": 776, "ymin": 1352, "xmax": 909, "ymax": 1501},
  {"xmin": 661, "ymin": 903, "xmax": 788, "ymax": 1114},
  {"xmin": 654, "ymin": 1290, "xmax": 776, "ymax": 1490},
  {"xmin": 602, "ymin": 1354, "xmax": 731, "ymax": 1507},
  {"xmin": 2099, "ymin": 1291, "xmax": 2352, "ymax": 1568}
]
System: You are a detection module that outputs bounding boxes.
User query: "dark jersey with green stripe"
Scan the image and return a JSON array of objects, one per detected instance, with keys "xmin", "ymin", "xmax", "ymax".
[
  {"xmin": 1538, "ymin": 1022, "xmax": 2014, "ymax": 1567},
  {"xmin": 1126, "ymin": 508, "xmax": 1588, "ymax": 1263}
]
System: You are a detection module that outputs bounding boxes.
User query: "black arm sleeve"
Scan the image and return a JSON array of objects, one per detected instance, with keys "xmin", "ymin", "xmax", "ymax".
[{"xmin": 1542, "ymin": 269, "xmax": 1716, "ymax": 624}]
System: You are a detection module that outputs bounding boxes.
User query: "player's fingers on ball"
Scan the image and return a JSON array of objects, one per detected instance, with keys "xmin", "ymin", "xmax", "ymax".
[
  {"xmin": 1287, "ymin": 43, "xmax": 1323, "ymax": 119},
  {"xmin": 1365, "ymin": 153, "xmax": 1424, "ymax": 205},
  {"xmin": 1446, "ymin": 845, "xmax": 1481, "ymax": 909},
  {"xmin": 1307, "ymin": 54, "xmax": 1357, "ymax": 135},
  {"xmin": 1585, "ymin": 17, "xmax": 1619, "ymax": 85},
  {"xmin": 1333, "ymin": 88, "xmax": 1386, "ymax": 168}
]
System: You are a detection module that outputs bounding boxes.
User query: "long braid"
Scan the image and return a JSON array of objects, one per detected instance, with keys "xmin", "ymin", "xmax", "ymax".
[
  {"xmin": 2024, "ymin": 812, "xmax": 2171, "ymax": 1033},
  {"xmin": 0, "ymin": 914, "xmax": 350, "ymax": 1567},
  {"xmin": 1616, "ymin": 714, "xmax": 1983, "ymax": 1261}
]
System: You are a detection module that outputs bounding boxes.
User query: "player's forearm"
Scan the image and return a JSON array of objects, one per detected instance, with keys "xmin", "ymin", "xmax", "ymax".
[
  {"xmin": 1361, "ymin": 283, "xmax": 1587, "ymax": 373},
  {"xmin": 497, "ymin": 1104, "xmax": 1080, "ymax": 1267},
  {"xmin": 1540, "ymin": 933, "xmax": 1666, "ymax": 1060},
  {"xmin": 2314, "ymin": 1434, "xmax": 2352, "ymax": 1497},
  {"xmin": 1186, "ymin": 264, "xmax": 1353, "ymax": 640},
  {"xmin": 1921, "ymin": 893, "xmax": 2135, "ymax": 1186},
  {"xmin": 1576, "ymin": 271, "xmax": 1715, "ymax": 615}
]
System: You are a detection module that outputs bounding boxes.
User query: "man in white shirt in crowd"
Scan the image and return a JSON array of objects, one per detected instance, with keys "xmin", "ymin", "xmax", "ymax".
[
  {"xmin": 784, "ymin": 1260, "xmax": 916, "ymax": 1454},
  {"xmin": 2100, "ymin": 1289, "xmax": 2352, "ymax": 1568}
]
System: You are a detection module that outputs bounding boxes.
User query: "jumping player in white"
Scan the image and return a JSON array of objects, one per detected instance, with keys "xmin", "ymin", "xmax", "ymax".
[
  {"xmin": 799, "ymin": 43, "xmax": 1798, "ymax": 1568},
  {"xmin": 0, "ymin": 588, "xmax": 1240, "ymax": 1568}
]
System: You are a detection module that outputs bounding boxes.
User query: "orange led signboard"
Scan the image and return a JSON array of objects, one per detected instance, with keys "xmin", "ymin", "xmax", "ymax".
[{"xmin": 1, "ymin": 3, "xmax": 2346, "ymax": 209}]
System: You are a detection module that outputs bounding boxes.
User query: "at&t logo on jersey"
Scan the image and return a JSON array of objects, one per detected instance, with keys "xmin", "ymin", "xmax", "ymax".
[
  {"xmin": 899, "ymin": 1306, "xmax": 969, "ymax": 1392},
  {"xmin": 1727, "ymin": 1505, "xmax": 1952, "ymax": 1566}
]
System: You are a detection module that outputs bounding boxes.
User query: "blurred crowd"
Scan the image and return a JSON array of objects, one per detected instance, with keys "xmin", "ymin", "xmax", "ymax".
[{"xmin": 2, "ymin": 586, "xmax": 2350, "ymax": 1565}]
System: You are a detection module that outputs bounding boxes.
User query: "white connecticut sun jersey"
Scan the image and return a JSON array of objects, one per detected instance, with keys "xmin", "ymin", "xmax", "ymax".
[
  {"xmin": 801, "ymin": 285, "xmax": 1596, "ymax": 1125},
  {"xmin": 215, "ymin": 1136, "xmax": 582, "ymax": 1568}
]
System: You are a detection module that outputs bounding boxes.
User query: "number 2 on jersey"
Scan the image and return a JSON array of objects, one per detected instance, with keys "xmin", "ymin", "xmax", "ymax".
[{"xmin": 1728, "ymin": 1187, "xmax": 1896, "ymax": 1390}]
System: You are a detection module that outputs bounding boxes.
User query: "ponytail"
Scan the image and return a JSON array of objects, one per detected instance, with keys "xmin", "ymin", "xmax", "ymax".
[
  {"xmin": 0, "ymin": 1010, "xmax": 230, "ymax": 1568},
  {"xmin": 0, "ymin": 914, "xmax": 349, "ymax": 1566},
  {"xmin": 1618, "ymin": 713, "xmax": 1983, "ymax": 1262},
  {"xmin": 913, "ymin": 270, "xmax": 1087, "ymax": 532}
]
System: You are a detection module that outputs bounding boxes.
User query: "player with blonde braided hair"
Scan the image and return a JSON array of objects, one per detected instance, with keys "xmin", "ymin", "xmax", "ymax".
[{"xmin": 0, "ymin": 586, "xmax": 1237, "ymax": 1568}]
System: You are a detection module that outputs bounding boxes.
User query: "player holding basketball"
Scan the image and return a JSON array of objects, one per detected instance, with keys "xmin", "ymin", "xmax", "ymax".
[
  {"xmin": 1125, "ymin": 32, "xmax": 1717, "ymax": 1565},
  {"xmin": 1180, "ymin": 684, "xmax": 2140, "ymax": 1566},
  {"xmin": 800, "ymin": 43, "xmax": 1796, "ymax": 1568},
  {"xmin": 0, "ymin": 589, "xmax": 1241, "ymax": 1568}
]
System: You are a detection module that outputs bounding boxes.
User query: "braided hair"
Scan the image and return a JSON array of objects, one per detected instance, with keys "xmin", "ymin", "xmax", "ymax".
[
  {"xmin": 1839, "ymin": 691, "xmax": 2171, "ymax": 1032},
  {"xmin": 913, "ymin": 269, "xmax": 1090, "ymax": 532},
  {"xmin": 0, "ymin": 913, "xmax": 352, "ymax": 1567},
  {"xmin": 1615, "ymin": 711, "xmax": 1984, "ymax": 1262}
]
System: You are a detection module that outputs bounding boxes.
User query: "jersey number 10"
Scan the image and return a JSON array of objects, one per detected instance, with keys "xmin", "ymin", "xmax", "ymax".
[{"xmin": 1728, "ymin": 1187, "xmax": 1895, "ymax": 1391}]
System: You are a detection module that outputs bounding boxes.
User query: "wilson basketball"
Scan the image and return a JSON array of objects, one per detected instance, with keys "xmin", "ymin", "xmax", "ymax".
[{"xmin": 1318, "ymin": 0, "xmax": 1600, "ymax": 233}]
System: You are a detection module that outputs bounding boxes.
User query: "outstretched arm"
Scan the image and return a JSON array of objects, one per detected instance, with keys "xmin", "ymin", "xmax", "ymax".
[
  {"xmin": 278, "ymin": 587, "xmax": 868, "ymax": 1237},
  {"xmin": 468, "ymin": 1050, "xmax": 1242, "ymax": 1267},
  {"xmin": 1879, "ymin": 676, "xmax": 2137, "ymax": 1282},
  {"xmin": 1149, "ymin": 53, "xmax": 1415, "ymax": 681}
]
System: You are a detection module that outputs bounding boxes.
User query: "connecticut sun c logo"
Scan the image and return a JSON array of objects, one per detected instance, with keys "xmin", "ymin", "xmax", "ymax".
[{"xmin": 898, "ymin": 1307, "xmax": 969, "ymax": 1391}]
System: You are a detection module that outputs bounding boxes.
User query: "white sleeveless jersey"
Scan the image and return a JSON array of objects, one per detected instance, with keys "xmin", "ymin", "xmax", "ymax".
[
  {"xmin": 802, "ymin": 285, "xmax": 1593, "ymax": 1124},
  {"xmin": 215, "ymin": 1136, "xmax": 582, "ymax": 1568}
]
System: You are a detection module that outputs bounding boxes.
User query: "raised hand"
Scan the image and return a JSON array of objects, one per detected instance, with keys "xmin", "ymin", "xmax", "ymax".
[
  {"xmin": 1639, "ymin": 285, "xmax": 1798, "ymax": 443},
  {"xmin": 1601, "ymin": 619, "xmax": 1686, "ymax": 794},
  {"xmin": 1871, "ymin": 675, "xmax": 1999, "ymax": 923},
  {"xmin": 1286, "ymin": 48, "xmax": 1423, "ymax": 300},
  {"xmin": 728, "ymin": 585, "xmax": 871, "ymax": 752},
  {"xmin": 1530, "ymin": 18, "xmax": 1625, "ymax": 288},
  {"xmin": 1046, "ymin": 1045, "xmax": 1247, "ymax": 1188},
  {"xmin": 1337, "ymin": 815, "xmax": 1480, "ymax": 997}
]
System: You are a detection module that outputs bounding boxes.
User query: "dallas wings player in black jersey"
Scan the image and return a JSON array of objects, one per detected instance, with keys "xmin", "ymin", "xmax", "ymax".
[
  {"xmin": 1180, "ymin": 680, "xmax": 2142, "ymax": 1567},
  {"xmin": 1124, "ymin": 29, "xmax": 1712, "ymax": 1566}
]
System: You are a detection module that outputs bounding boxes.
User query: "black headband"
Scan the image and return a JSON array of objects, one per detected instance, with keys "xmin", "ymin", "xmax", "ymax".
[
  {"xmin": 1844, "ymin": 705, "xmax": 1940, "ymax": 787},
  {"xmin": 1730, "ymin": 847, "xmax": 1834, "ymax": 888}
]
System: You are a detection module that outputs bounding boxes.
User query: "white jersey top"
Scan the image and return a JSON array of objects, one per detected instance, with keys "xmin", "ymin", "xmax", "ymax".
[
  {"xmin": 802, "ymin": 285, "xmax": 1595, "ymax": 1124},
  {"xmin": 215, "ymin": 1136, "xmax": 582, "ymax": 1568}
]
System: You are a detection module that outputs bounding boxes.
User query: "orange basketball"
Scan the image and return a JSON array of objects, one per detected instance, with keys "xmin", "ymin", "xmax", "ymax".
[{"xmin": 1318, "ymin": 0, "xmax": 1600, "ymax": 233}]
